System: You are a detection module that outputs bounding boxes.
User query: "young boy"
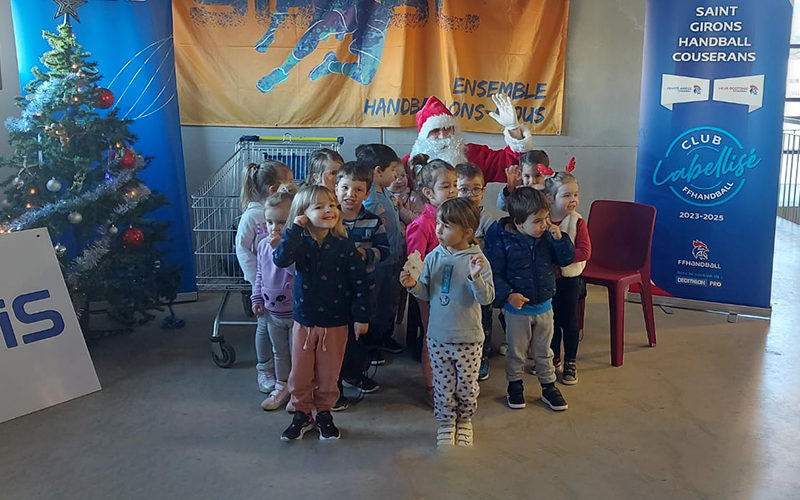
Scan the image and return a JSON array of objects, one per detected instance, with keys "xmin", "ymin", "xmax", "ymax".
[
  {"xmin": 334, "ymin": 161, "xmax": 390, "ymax": 409},
  {"xmin": 357, "ymin": 144, "xmax": 405, "ymax": 363},
  {"xmin": 497, "ymin": 150, "xmax": 550, "ymax": 212},
  {"xmin": 484, "ymin": 187, "xmax": 575, "ymax": 411},
  {"xmin": 456, "ymin": 162, "xmax": 499, "ymax": 381}
]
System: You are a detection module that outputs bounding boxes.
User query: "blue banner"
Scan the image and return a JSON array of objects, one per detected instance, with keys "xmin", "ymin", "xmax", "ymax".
[
  {"xmin": 635, "ymin": 0, "xmax": 792, "ymax": 309},
  {"xmin": 10, "ymin": 0, "xmax": 196, "ymax": 293}
]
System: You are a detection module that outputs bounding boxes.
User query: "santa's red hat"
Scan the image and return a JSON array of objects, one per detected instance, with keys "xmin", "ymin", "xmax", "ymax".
[{"xmin": 416, "ymin": 96, "xmax": 459, "ymax": 140}]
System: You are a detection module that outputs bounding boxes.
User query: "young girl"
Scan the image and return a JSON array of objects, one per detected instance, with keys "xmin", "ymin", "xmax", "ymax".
[
  {"xmin": 497, "ymin": 150, "xmax": 551, "ymax": 212},
  {"xmin": 543, "ymin": 169, "xmax": 591, "ymax": 385},
  {"xmin": 307, "ymin": 148, "xmax": 344, "ymax": 191},
  {"xmin": 387, "ymin": 162, "xmax": 426, "ymax": 229},
  {"xmin": 252, "ymin": 192, "xmax": 295, "ymax": 410},
  {"xmin": 405, "ymin": 155, "xmax": 458, "ymax": 405},
  {"xmin": 400, "ymin": 197, "xmax": 494, "ymax": 447},
  {"xmin": 236, "ymin": 161, "xmax": 294, "ymax": 394},
  {"xmin": 274, "ymin": 185, "xmax": 370, "ymax": 441}
]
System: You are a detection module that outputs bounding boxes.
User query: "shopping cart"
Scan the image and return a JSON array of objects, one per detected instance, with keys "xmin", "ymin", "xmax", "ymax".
[{"xmin": 192, "ymin": 134, "xmax": 344, "ymax": 367}]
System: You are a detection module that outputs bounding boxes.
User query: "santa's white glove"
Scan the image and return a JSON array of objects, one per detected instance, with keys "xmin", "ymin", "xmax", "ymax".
[{"xmin": 488, "ymin": 94, "xmax": 519, "ymax": 130}]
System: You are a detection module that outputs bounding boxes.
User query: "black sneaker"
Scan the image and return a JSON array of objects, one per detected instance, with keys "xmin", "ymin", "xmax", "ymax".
[
  {"xmin": 381, "ymin": 337, "xmax": 405, "ymax": 354},
  {"xmin": 281, "ymin": 412, "xmax": 314, "ymax": 441},
  {"xmin": 478, "ymin": 358, "xmax": 490, "ymax": 381},
  {"xmin": 507, "ymin": 380, "xmax": 526, "ymax": 409},
  {"xmin": 316, "ymin": 411, "xmax": 340, "ymax": 440},
  {"xmin": 332, "ymin": 394, "xmax": 351, "ymax": 411},
  {"xmin": 343, "ymin": 375, "xmax": 380, "ymax": 393},
  {"xmin": 541, "ymin": 383, "xmax": 568, "ymax": 411},
  {"xmin": 370, "ymin": 349, "xmax": 386, "ymax": 366},
  {"xmin": 561, "ymin": 361, "xmax": 578, "ymax": 385}
]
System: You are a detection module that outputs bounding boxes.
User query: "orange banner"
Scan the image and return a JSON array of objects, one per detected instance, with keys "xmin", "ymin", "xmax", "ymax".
[{"xmin": 173, "ymin": 1, "xmax": 569, "ymax": 134}]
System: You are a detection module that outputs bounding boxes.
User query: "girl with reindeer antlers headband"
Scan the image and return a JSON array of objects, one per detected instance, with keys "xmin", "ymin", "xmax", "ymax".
[{"xmin": 541, "ymin": 157, "xmax": 592, "ymax": 386}]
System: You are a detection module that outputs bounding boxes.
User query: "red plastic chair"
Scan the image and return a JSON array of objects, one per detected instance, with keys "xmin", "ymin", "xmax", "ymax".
[{"xmin": 580, "ymin": 200, "xmax": 657, "ymax": 366}]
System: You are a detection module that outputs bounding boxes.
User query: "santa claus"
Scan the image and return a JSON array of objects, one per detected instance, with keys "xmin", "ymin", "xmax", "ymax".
[{"xmin": 406, "ymin": 94, "xmax": 535, "ymax": 182}]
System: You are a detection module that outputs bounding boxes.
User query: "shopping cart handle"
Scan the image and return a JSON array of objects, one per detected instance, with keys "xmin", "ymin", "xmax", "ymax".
[{"xmin": 238, "ymin": 135, "xmax": 345, "ymax": 145}]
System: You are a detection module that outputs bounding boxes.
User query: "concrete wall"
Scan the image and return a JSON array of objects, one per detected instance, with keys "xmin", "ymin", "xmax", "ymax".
[{"xmin": 1, "ymin": 0, "xmax": 645, "ymax": 209}]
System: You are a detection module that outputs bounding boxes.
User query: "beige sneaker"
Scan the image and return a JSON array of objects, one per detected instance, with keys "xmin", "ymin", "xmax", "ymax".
[
  {"xmin": 456, "ymin": 420, "xmax": 474, "ymax": 447},
  {"xmin": 436, "ymin": 422, "xmax": 456, "ymax": 447},
  {"xmin": 261, "ymin": 381, "xmax": 290, "ymax": 411}
]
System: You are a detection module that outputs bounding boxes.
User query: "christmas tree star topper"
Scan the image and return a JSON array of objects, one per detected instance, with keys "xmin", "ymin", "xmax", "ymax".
[{"xmin": 54, "ymin": 0, "xmax": 87, "ymax": 23}]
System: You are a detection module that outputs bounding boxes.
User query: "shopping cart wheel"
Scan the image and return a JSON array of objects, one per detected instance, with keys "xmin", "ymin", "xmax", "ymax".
[
  {"xmin": 241, "ymin": 291, "xmax": 254, "ymax": 317},
  {"xmin": 211, "ymin": 336, "xmax": 236, "ymax": 368}
]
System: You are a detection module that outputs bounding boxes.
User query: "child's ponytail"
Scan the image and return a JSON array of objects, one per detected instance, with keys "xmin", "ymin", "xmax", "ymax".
[{"xmin": 240, "ymin": 160, "xmax": 292, "ymax": 210}]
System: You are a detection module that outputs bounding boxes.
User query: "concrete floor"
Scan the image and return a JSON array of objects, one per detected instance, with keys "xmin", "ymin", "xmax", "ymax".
[{"xmin": 2, "ymin": 219, "xmax": 799, "ymax": 499}]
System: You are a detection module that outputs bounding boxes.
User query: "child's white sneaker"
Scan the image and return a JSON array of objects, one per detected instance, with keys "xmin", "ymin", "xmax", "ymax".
[
  {"xmin": 456, "ymin": 420, "xmax": 473, "ymax": 447},
  {"xmin": 261, "ymin": 381, "xmax": 290, "ymax": 411},
  {"xmin": 436, "ymin": 421, "xmax": 456, "ymax": 447},
  {"xmin": 256, "ymin": 362, "xmax": 276, "ymax": 393},
  {"xmin": 498, "ymin": 342, "xmax": 508, "ymax": 356}
]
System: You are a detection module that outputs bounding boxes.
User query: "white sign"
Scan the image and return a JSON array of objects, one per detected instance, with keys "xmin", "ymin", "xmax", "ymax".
[
  {"xmin": 661, "ymin": 74, "xmax": 710, "ymax": 110},
  {"xmin": 713, "ymin": 74, "xmax": 765, "ymax": 112},
  {"xmin": 0, "ymin": 228, "xmax": 101, "ymax": 423}
]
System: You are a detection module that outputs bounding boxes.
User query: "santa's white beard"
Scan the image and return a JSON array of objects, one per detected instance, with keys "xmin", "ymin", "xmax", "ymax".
[{"xmin": 409, "ymin": 135, "xmax": 468, "ymax": 169}]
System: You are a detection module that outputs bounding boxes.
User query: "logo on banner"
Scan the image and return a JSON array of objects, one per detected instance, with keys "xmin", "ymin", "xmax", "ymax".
[
  {"xmin": 713, "ymin": 75, "xmax": 764, "ymax": 112},
  {"xmin": 691, "ymin": 240, "xmax": 709, "ymax": 260},
  {"xmin": 661, "ymin": 74, "xmax": 710, "ymax": 110},
  {"xmin": 652, "ymin": 126, "xmax": 762, "ymax": 206},
  {"xmin": 677, "ymin": 239, "xmax": 721, "ymax": 271}
]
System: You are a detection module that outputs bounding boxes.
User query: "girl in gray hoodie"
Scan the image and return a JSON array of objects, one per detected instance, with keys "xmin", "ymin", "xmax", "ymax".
[{"xmin": 400, "ymin": 198, "xmax": 495, "ymax": 448}]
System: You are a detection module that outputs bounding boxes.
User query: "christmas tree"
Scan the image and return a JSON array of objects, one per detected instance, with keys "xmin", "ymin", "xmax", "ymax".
[{"xmin": 0, "ymin": 17, "xmax": 181, "ymax": 331}]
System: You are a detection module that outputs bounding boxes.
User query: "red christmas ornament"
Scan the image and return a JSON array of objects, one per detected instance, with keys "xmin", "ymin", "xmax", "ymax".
[
  {"xmin": 95, "ymin": 88, "xmax": 115, "ymax": 109},
  {"xmin": 121, "ymin": 227, "xmax": 144, "ymax": 249},
  {"xmin": 114, "ymin": 148, "xmax": 137, "ymax": 169}
]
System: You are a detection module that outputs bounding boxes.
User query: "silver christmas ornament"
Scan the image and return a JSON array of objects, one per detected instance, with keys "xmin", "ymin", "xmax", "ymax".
[
  {"xmin": 68, "ymin": 211, "xmax": 83, "ymax": 224},
  {"xmin": 46, "ymin": 178, "xmax": 62, "ymax": 192},
  {"xmin": 108, "ymin": 224, "xmax": 119, "ymax": 235},
  {"xmin": 54, "ymin": 243, "xmax": 67, "ymax": 257},
  {"xmin": 12, "ymin": 177, "xmax": 24, "ymax": 189}
]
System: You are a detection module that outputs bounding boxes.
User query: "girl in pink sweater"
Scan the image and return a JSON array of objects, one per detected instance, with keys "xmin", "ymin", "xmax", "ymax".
[{"xmin": 404, "ymin": 154, "xmax": 457, "ymax": 404}]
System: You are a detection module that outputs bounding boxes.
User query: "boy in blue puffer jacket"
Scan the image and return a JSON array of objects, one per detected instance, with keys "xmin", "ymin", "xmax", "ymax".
[{"xmin": 484, "ymin": 187, "xmax": 575, "ymax": 411}]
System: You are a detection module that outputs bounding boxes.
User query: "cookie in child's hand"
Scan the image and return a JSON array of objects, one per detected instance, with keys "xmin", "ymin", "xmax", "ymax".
[{"xmin": 403, "ymin": 250, "xmax": 424, "ymax": 282}]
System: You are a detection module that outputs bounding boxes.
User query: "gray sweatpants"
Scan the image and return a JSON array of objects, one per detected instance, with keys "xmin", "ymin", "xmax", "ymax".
[
  {"xmin": 266, "ymin": 314, "xmax": 294, "ymax": 382},
  {"xmin": 505, "ymin": 309, "xmax": 556, "ymax": 385}
]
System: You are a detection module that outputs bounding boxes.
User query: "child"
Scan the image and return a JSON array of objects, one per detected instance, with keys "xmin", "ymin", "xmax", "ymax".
[
  {"xmin": 497, "ymin": 150, "xmax": 550, "ymax": 212},
  {"xmin": 484, "ymin": 187, "xmax": 575, "ymax": 411},
  {"xmin": 387, "ymin": 160, "xmax": 426, "ymax": 361},
  {"xmin": 400, "ymin": 197, "xmax": 494, "ymax": 447},
  {"xmin": 357, "ymin": 144, "xmax": 406, "ymax": 357},
  {"xmin": 334, "ymin": 161, "xmax": 388, "ymax": 406},
  {"xmin": 252, "ymin": 192, "xmax": 295, "ymax": 410},
  {"xmin": 273, "ymin": 185, "xmax": 370, "ymax": 441},
  {"xmin": 406, "ymin": 154, "xmax": 458, "ymax": 405},
  {"xmin": 543, "ymin": 169, "xmax": 591, "ymax": 385},
  {"xmin": 387, "ymin": 162, "xmax": 426, "ymax": 228},
  {"xmin": 307, "ymin": 148, "xmax": 344, "ymax": 191},
  {"xmin": 236, "ymin": 160, "xmax": 294, "ymax": 394},
  {"xmin": 456, "ymin": 162, "xmax": 499, "ymax": 381}
]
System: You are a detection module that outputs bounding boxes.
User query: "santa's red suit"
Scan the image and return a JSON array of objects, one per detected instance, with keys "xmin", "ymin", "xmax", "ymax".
[{"xmin": 404, "ymin": 96, "xmax": 535, "ymax": 183}]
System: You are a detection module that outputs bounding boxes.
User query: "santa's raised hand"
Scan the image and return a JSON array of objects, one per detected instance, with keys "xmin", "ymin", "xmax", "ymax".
[{"xmin": 488, "ymin": 94, "xmax": 520, "ymax": 129}]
